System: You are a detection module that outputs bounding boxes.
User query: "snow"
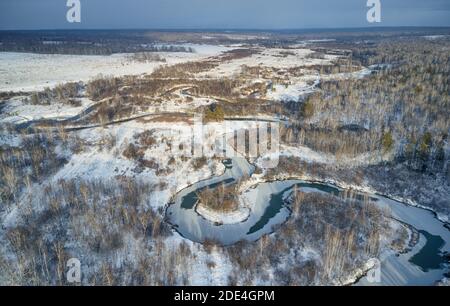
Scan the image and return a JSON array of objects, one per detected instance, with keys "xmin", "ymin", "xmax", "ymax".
[
  {"xmin": 50, "ymin": 120, "xmax": 229, "ymax": 210},
  {"xmin": 144, "ymin": 92, "xmax": 216, "ymax": 113},
  {"xmin": 189, "ymin": 244, "xmax": 233, "ymax": 286},
  {"xmin": 196, "ymin": 201, "xmax": 250, "ymax": 225},
  {"xmin": 0, "ymin": 45, "xmax": 227, "ymax": 92},
  {"xmin": 53, "ymin": 148, "xmax": 136, "ymax": 181},
  {"xmin": 266, "ymin": 79, "xmax": 316, "ymax": 102},
  {"xmin": 357, "ymin": 229, "xmax": 449, "ymax": 286},
  {"xmin": 198, "ymin": 47, "xmax": 338, "ymax": 78},
  {"xmin": 179, "ymin": 44, "xmax": 232, "ymax": 55},
  {"xmin": 422, "ymin": 35, "xmax": 448, "ymax": 40},
  {"xmin": 0, "ymin": 132, "xmax": 22, "ymax": 147},
  {"xmin": 1, "ymin": 40, "xmax": 448, "ymax": 286},
  {"xmin": 243, "ymin": 175, "xmax": 450, "ymax": 286},
  {"xmin": 2, "ymin": 110, "xmax": 448, "ymax": 285},
  {"xmin": 161, "ymin": 234, "xmax": 233, "ymax": 286},
  {"xmin": 0, "ymin": 96, "xmax": 96, "ymax": 124},
  {"xmin": 255, "ymin": 143, "xmax": 387, "ymax": 169},
  {"xmin": 321, "ymin": 66, "xmax": 373, "ymax": 81}
]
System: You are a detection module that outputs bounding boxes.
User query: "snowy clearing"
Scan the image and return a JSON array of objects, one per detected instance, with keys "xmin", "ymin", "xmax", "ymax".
[{"xmin": 0, "ymin": 45, "xmax": 229, "ymax": 92}]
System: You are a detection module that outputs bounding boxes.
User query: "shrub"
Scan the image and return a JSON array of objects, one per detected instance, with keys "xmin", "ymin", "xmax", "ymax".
[
  {"xmin": 122, "ymin": 143, "xmax": 143, "ymax": 160},
  {"xmin": 191, "ymin": 157, "xmax": 207, "ymax": 170},
  {"xmin": 301, "ymin": 100, "xmax": 314, "ymax": 118},
  {"xmin": 204, "ymin": 104, "xmax": 225, "ymax": 122},
  {"xmin": 381, "ymin": 131, "xmax": 394, "ymax": 153},
  {"xmin": 136, "ymin": 130, "xmax": 157, "ymax": 147}
]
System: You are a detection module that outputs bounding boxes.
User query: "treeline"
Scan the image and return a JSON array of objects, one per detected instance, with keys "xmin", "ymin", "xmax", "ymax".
[
  {"xmin": 28, "ymin": 82, "xmax": 83, "ymax": 106},
  {"xmin": 150, "ymin": 60, "xmax": 217, "ymax": 78},
  {"xmin": 0, "ymin": 41, "xmax": 194, "ymax": 56},
  {"xmin": 280, "ymin": 124, "xmax": 379, "ymax": 157},
  {"xmin": 189, "ymin": 79, "xmax": 242, "ymax": 98}
]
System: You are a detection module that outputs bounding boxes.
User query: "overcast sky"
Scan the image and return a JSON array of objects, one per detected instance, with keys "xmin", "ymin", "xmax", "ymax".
[{"xmin": 0, "ymin": 0, "xmax": 449, "ymax": 30}]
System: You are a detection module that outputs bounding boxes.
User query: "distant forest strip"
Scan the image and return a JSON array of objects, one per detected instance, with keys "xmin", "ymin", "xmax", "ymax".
[
  {"xmin": 0, "ymin": 30, "xmax": 240, "ymax": 56},
  {"xmin": 0, "ymin": 41, "xmax": 194, "ymax": 55},
  {"xmin": 0, "ymin": 30, "xmax": 200, "ymax": 55}
]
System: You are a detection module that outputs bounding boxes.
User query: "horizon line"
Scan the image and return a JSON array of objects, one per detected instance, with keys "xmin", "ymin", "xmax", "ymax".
[{"xmin": 1, "ymin": 25, "xmax": 450, "ymax": 32}]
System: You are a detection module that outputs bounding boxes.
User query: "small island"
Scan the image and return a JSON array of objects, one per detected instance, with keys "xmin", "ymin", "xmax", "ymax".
[{"xmin": 195, "ymin": 183, "xmax": 250, "ymax": 225}]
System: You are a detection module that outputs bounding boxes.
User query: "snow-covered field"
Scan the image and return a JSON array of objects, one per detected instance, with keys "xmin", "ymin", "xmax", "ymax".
[
  {"xmin": 198, "ymin": 47, "xmax": 337, "ymax": 78},
  {"xmin": 0, "ymin": 45, "xmax": 229, "ymax": 92}
]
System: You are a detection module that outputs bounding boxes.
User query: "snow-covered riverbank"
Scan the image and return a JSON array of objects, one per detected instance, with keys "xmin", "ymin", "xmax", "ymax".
[{"xmin": 195, "ymin": 202, "xmax": 250, "ymax": 225}]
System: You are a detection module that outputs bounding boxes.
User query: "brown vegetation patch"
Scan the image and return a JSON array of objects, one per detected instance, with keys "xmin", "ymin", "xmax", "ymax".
[{"xmin": 197, "ymin": 183, "xmax": 239, "ymax": 213}]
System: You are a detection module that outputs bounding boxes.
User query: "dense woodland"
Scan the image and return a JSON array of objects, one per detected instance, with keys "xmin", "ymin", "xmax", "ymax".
[{"xmin": 302, "ymin": 39, "xmax": 450, "ymax": 174}]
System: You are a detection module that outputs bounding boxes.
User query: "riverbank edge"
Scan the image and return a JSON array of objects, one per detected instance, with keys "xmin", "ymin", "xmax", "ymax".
[
  {"xmin": 195, "ymin": 200, "xmax": 251, "ymax": 225},
  {"xmin": 240, "ymin": 172, "xmax": 450, "ymax": 227},
  {"xmin": 238, "ymin": 171, "xmax": 450, "ymax": 285}
]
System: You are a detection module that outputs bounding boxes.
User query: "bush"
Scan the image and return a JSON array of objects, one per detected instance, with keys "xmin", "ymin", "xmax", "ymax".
[
  {"xmin": 86, "ymin": 77, "xmax": 120, "ymax": 100},
  {"xmin": 191, "ymin": 157, "xmax": 207, "ymax": 170},
  {"xmin": 136, "ymin": 130, "xmax": 157, "ymax": 147},
  {"xmin": 204, "ymin": 104, "xmax": 225, "ymax": 121},
  {"xmin": 381, "ymin": 131, "xmax": 394, "ymax": 153},
  {"xmin": 122, "ymin": 143, "xmax": 143, "ymax": 160},
  {"xmin": 301, "ymin": 100, "xmax": 314, "ymax": 118}
]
